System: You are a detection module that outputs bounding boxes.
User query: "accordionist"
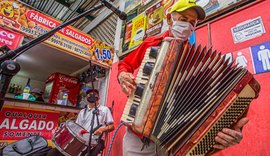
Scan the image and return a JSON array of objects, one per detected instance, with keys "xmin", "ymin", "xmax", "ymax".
[{"xmin": 117, "ymin": 0, "xmax": 249, "ymax": 155}]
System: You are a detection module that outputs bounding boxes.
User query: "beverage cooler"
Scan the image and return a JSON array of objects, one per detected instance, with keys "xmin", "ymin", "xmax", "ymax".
[{"xmin": 44, "ymin": 72, "xmax": 80, "ymax": 106}]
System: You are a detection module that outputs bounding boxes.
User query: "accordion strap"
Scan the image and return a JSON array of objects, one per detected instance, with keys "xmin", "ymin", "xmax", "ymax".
[{"xmin": 140, "ymin": 137, "xmax": 151, "ymax": 151}]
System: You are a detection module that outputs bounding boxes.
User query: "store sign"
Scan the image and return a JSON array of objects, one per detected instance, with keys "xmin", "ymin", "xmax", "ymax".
[
  {"xmin": 0, "ymin": 27, "xmax": 23, "ymax": 50},
  {"xmin": 0, "ymin": 0, "xmax": 114, "ymax": 67},
  {"xmin": 231, "ymin": 17, "xmax": 265, "ymax": 43},
  {"xmin": 0, "ymin": 107, "xmax": 59, "ymax": 141}
]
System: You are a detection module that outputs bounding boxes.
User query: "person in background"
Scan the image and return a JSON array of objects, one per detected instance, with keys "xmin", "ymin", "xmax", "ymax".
[
  {"xmin": 30, "ymin": 88, "xmax": 45, "ymax": 102},
  {"xmin": 47, "ymin": 89, "xmax": 115, "ymax": 156},
  {"xmin": 117, "ymin": 0, "xmax": 249, "ymax": 155}
]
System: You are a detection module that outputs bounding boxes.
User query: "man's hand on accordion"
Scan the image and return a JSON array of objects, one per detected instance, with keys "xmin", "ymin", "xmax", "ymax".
[
  {"xmin": 118, "ymin": 72, "xmax": 136, "ymax": 95},
  {"xmin": 213, "ymin": 117, "xmax": 249, "ymax": 150}
]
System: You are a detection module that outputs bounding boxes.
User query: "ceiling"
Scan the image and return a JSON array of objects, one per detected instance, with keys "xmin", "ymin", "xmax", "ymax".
[{"xmin": 15, "ymin": 43, "xmax": 88, "ymax": 81}]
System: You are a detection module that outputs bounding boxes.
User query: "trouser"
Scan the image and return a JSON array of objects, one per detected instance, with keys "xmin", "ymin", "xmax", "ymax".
[
  {"xmin": 123, "ymin": 128, "xmax": 167, "ymax": 156},
  {"xmin": 47, "ymin": 139, "xmax": 105, "ymax": 156}
]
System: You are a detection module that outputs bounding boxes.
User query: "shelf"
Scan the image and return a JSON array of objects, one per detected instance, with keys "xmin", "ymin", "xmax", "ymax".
[{"xmin": 3, "ymin": 98, "xmax": 81, "ymax": 113}]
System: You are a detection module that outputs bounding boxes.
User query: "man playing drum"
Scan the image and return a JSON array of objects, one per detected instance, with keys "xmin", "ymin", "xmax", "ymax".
[{"xmin": 47, "ymin": 89, "xmax": 115, "ymax": 156}]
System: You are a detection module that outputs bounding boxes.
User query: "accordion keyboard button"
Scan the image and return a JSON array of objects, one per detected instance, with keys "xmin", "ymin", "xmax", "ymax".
[
  {"xmin": 135, "ymin": 84, "xmax": 145, "ymax": 97},
  {"xmin": 129, "ymin": 103, "xmax": 139, "ymax": 118},
  {"xmin": 143, "ymin": 62, "xmax": 155, "ymax": 76},
  {"xmin": 149, "ymin": 47, "xmax": 159, "ymax": 59}
]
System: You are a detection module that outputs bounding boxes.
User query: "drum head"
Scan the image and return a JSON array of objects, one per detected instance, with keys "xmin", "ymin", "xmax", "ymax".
[{"xmin": 66, "ymin": 120, "xmax": 88, "ymax": 144}]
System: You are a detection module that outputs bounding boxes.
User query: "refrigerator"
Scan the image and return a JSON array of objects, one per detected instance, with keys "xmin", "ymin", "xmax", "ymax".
[{"xmin": 44, "ymin": 72, "xmax": 80, "ymax": 106}]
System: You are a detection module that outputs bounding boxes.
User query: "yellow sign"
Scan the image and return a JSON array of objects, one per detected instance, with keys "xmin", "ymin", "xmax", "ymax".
[
  {"xmin": 0, "ymin": 0, "xmax": 114, "ymax": 67},
  {"xmin": 129, "ymin": 13, "xmax": 147, "ymax": 49}
]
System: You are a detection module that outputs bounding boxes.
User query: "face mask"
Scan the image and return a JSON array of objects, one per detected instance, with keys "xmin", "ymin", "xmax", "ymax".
[
  {"xmin": 87, "ymin": 94, "xmax": 98, "ymax": 103},
  {"xmin": 171, "ymin": 18, "xmax": 194, "ymax": 41}
]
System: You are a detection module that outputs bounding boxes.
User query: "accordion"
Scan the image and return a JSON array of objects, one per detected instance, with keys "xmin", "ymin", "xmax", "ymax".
[{"xmin": 121, "ymin": 39, "xmax": 260, "ymax": 156}]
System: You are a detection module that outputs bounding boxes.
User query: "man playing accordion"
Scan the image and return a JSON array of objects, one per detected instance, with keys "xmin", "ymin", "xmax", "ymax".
[{"xmin": 118, "ymin": 0, "xmax": 249, "ymax": 155}]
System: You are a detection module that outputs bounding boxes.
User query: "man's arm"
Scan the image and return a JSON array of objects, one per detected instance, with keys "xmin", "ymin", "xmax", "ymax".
[
  {"xmin": 93, "ymin": 107, "xmax": 115, "ymax": 135},
  {"xmin": 118, "ymin": 36, "xmax": 165, "ymax": 95},
  {"xmin": 118, "ymin": 37, "xmax": 159, "ymax": 76},
  {"xmin": 93, "ymin": 123, "xmax": 115, "ymax": 135}
]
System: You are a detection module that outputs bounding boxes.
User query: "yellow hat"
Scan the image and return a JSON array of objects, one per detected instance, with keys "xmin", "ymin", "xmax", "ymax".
[{"xmin": 170, "ymin": 0, "xmax": 206, "ymax": 20}]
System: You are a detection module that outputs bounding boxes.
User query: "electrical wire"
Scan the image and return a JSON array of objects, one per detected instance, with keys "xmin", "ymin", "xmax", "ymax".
[{"xmin": 107, "ymin": 121, "xmax": 126, "ymax": 156}]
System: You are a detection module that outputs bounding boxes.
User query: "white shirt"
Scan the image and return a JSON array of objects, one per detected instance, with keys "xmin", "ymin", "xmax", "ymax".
[{"xmin": 75, "ymin": 105, "xmax": 114, "ymax": 132}]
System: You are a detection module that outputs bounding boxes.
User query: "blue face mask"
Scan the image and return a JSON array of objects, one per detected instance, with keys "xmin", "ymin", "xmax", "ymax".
[{"xmin": 171, "ymin": 18, "xmax": 194, "ymax": 41}]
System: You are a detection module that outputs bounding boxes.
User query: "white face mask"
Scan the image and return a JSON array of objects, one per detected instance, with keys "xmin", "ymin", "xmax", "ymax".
[{"xmin": 171, "ymin": 18, "xmax": 194, "ymax": 41}]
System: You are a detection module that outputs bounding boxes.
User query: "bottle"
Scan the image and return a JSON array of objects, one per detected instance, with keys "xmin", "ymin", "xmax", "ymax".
[
  {"xmin": 23, "ymin": 78, "xmax": 31, "ymax": 93},
  {"xmin": 22, "ymin": 79, "xmax": 31, "ymax": 100},
  {"xmin": 8, "ymin": 83, "xmax": 14, "ymax": 93},
  {"xmin": 14, "ymin": 84, "xmax": 18, "ymax": 95},
  {"xmin": 17, "ymin": 85, "xmax": 22, "ymax": 94},
  {"xmin": 62, "ymin": 92, "xmax": 68, "ymax": 106}
]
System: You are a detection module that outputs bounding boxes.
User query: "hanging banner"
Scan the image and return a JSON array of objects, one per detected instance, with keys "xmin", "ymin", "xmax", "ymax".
[
  {"xmin": 0, "ymin": 0, "xmax": 114, "ymax": 67},
  {"xmin": 0, "ymin": 106, "xmax": 59, "ymax": 147},
  {"xmin": 129, "ymin": 13, "xmax": 147, "ymax": 49},
  {"xmin": 0, "ymin": 27, "xmax": 23, "ymax": 50},
  {"xmin": 231, "ymin": 16, "xmax": 265, "ymax": 44},
  {"xmin": 145, "ymin": 1, "xmax": 164, "ymax": 37}
]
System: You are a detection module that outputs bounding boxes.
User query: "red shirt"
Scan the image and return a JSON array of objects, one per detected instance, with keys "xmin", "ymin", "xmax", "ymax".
[
  {"xmin": 118, "ymin": 31, "xmax": 188, "ymax": 138},
  {"xmin": 118, "ymin": 31, "xmax": 171, "ymax": 139},
  {"xmin": 118, "ymin": 31, "xmax": 170, "ymax": 76}
]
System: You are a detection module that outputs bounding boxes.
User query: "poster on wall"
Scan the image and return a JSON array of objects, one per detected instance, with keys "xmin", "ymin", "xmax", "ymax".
[
  {"xmin": 122, "ymin": 22, "xmax": 133, "ymax": 52},
  {"xmin": 0, "ymin": 27, "xmax": 23, "ymax": 50},
  {"xmin": 142, "ymin": 0, "xmax": 153, "ymax": 6},
  {"xmin": 119, "ymin": 0, "xmax": 175, "ymax": 57},
  {"xmin": 225, "ymin": 48, "xmax": 255, "ymax": 74},
  {"xmin": 250, "ymin": 41, "xmax": 270, "ymax": 74},
  {"xmin": 158, "ymin": 0, "xmax": 175, "ymax": 35},
  {"xmin": 196, "ymin": 0, "xmax": 248, "ymax": 17},
  {"xmin": 125, "ymin": 0, "xmax": 141, "ymax": 12},
  {"xmin": 129, "ymin": 13, "xmax": 147, "ymax": 49},
  {"xmin": 0, "ymin": 0, "xmax": 114, "ymax": 67},
  {"xmin": 224, "ymin": 41, "xmax": 270, "ymax": 75},
  {"xmin": 145, "ymin": 1, "xmax": 164, "ymax": 37},
  {"xmin": 0, "ymin": 106, "xmax": 59, "ymax": 148},
  {"xmin": 231, "ymin": 16, "xmax": 265, "ymax": 44}
]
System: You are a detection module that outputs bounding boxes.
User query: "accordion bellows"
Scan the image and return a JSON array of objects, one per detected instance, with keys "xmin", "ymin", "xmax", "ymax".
[{"xmin": 121, "ymin": 39, "xmax": 260, "ymax": 156}]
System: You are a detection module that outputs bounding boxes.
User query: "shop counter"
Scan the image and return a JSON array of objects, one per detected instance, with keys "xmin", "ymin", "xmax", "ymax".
[{"xmin": 3, "ymin": 97, "xmax": 81, "ymax": 113}]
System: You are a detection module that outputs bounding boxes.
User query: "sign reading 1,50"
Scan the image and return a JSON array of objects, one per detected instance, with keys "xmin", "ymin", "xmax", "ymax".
[{"xmin": 95, "ymin": 48, "xmax": 112, "ymax": 61}]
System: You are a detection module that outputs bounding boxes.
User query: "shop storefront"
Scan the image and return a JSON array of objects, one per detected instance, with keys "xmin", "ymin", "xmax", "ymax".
[{"xmin": 0, "ymin": 0, "xmax": 114, "ymax": 150}]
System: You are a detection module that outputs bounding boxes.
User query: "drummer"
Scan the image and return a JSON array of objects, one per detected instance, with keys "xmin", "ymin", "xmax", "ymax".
[{"xmin": 47, "ymin": 89, "xmax": 115, "ymax": 156}]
